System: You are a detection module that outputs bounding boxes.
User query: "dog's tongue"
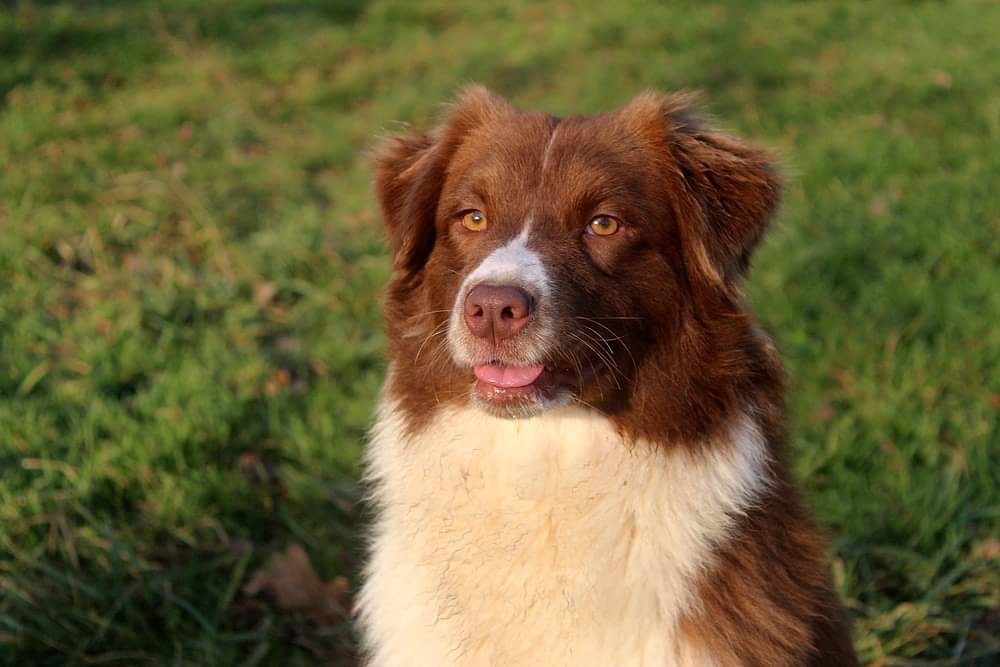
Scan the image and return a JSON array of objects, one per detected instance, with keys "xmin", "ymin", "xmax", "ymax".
[{"xmin": 474, "ymin": 364, "xmax": 544, "ymax": 388}]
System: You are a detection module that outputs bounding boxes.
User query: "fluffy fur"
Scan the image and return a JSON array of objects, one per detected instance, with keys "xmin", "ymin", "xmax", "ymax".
[
  {"xmin": 361, "ymin": 401, "xmax": 767, "ymax": 666},
  {"xmin": 358, "ymin": 86, "xmax": 858, "ymax": 666}
]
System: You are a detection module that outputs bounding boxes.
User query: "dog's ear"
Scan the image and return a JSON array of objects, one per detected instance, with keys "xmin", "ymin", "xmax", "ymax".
[
  {"xmin": 619, "ymin": 92, "xmax": 782, "ymax": 287},
  {"xmin": 374, "ymin": 85, "xmax": 514, "ymax": 274}
]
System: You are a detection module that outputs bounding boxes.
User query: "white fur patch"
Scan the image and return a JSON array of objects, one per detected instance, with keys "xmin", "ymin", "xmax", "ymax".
[
  {"xmin": 447, "ymin": 228, "xmax": 554, "ymax": 366},
  {"xmin": 358, "ymin": 402, "xmax": 770, "ymax": 666},
  {"xmin": 457, "ymin": 227, "xmax": 549, "ymax": 301}
]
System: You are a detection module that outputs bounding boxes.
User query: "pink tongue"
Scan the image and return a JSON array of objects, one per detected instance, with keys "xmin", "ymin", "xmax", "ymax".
[{"xmin": 474, "ymin": 364, "xmax": 544, "ymax": 388}]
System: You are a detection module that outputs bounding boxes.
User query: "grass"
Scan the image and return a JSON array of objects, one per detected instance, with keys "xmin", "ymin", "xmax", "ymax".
[{"xmin": 1, "ymin": 1, "xmax": 997, "ymax": 664}]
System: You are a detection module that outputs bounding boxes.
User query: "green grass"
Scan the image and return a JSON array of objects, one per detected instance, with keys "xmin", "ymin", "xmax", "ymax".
[{"xmin": 1, "ymin": 1, "xmax": 998, "ymax": 665}]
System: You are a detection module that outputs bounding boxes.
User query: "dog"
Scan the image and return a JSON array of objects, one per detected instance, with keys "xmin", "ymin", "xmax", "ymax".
[{"xmin": 357, "ymin": 86, "xmax": 858, "ymax": 666}]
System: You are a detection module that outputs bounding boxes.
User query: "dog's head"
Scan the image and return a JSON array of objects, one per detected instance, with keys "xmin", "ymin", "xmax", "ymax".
[{"xmin": 375, "ymin": 86, "xmax": 780, "ymax": 425}]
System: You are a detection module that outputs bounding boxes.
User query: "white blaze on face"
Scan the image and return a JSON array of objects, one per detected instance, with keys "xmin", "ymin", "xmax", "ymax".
[{"xmin": 447, "ymin": 225, "xmax": 555, "ymax": 366}]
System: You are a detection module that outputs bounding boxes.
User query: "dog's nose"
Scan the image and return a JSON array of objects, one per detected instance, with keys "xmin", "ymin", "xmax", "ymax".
[{"xmin": 464, "ymin": 284, "xmax": 533, "ymax": 341}]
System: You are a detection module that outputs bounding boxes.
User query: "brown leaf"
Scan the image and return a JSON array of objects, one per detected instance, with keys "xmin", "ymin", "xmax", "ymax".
[
  {"xmin": 237, "ymin": 451, "xmax": 282, "ymax": 491},
  {"xmin": 309, "ymin": 359, "xmax": 330, "ymax": 377},
  {"xmin": 830, "ymin": 369, "xmax": 856, "ymax": 395},
  {"xmin": 253, "ymin": 281, "xmax": 277, "ymax": 307},
  {"xmin": 123, "ymin": 253, "xmax": 145, "ymax": 273},
  {"xmin": 237, "ymin": 452, "xmax": 261, "ymax": 473},
  {"xmin": 244, "ymin": 544, "xmax": 350, "ymax": 627},
  {"xmin": 264, "ymin": 368, "xmax": 291, "ymax": 397},
  {"xmin": 929, "ymin": 69, "xmax": 953, "ymax": 89},
  {"xmin": 880, "ymin": 440, "xmax": 904, "ymax": 474},
  {"xmin": 868, "ymin": 195, "xmax": 888, "ymax": 218},
  {"xmin": 975, "ymin": 538, "xmax": 1000, "ymax": 560}
]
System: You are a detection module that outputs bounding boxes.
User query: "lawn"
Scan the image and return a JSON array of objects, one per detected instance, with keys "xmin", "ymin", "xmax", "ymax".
[{"xmin": 1, "ymin": 1, "xmax": 998, "ymax": 665}]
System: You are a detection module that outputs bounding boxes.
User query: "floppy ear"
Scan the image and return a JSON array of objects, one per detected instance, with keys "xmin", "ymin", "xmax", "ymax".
[
  {"xmin": 620, "ymin": 92, "xmax": 782, "ymax": 287},
  {"xmin": 373, "ymin": 85, "xmax": 514, "ymax": 274}
]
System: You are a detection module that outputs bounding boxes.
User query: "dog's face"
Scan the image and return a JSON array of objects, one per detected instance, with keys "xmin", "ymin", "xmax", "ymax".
[{"xmin": 376, "ymin": 87, "xmax": 779, "ymax": 420}]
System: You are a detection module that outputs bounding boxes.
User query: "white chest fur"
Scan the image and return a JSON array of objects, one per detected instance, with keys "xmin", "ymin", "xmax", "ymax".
[{"xmin": 358, "ymin": 404, "xmax": 769, "ymax": 667}]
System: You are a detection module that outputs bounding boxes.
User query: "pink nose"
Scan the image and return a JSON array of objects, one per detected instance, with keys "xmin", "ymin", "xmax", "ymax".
[{"xmin": 464, "ymin": 284, "xmax": 532, "ymax": 341}]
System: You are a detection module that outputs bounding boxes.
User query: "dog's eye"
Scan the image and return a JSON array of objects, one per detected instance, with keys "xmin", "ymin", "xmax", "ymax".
[
  {"xmin": 587, "ymin": 215, "xmax": 620, "ymax": 237},
  {"xmin": 461, "ymin": 210, "xmax": 488, "ymax": 232}
]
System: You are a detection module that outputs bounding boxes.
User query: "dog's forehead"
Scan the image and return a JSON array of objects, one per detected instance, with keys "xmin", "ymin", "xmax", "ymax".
[
  {"xmin": 447, "ymin": 112, "xmax": 640, "ymax": 227},
  {"xmin": 451, "ymin": 112, "xmax": 555, "ymax": 182},
  {"xmin": 461, "ymin": 112, "xmax": 626, "ymax": 170}
]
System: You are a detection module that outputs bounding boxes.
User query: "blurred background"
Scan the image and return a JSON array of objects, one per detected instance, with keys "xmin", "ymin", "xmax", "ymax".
[{"xmin": 1, "ymin": 1, "xmax": 998, "ymax": 665}]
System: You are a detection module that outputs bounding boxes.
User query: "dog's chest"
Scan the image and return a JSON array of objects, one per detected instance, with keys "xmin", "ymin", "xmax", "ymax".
[{"xmin": 359, "ymin": 405, "xmax": 766, "ymax": 667}]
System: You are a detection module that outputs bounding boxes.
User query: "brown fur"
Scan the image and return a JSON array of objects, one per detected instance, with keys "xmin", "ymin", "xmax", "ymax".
[{"xmin": 372, "ymin": 85, "xmax": 858, "ymax": 664}]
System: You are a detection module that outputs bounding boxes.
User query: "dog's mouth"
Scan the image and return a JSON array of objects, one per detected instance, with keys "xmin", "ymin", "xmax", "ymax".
[
  {"xmin": 470, "ymin": 361, "xmax": 590, "ymax": 414},
  {"xmin": 473, "ymin": 363, "xmax": 544, "ymax": 389}
]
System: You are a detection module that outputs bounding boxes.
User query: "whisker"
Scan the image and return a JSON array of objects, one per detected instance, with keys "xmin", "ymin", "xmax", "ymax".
[
  {"xmin": 572, "ymin": 329, "xmax": 623, "ymax": 377},
  {"xmin": 577, "ymin": 317, "xmax": 620, "ymax": 339},
  {"xmin": 580, "ymin": 345, "xmax": 605, "ymax": 401},
  {"xmin": 577, "ymin": 316, "xmax": 639, "ymax": 375},
  {"xmin": 580, "ymin": 323, "xmax": 637, "ymax": 380},
  {"xmin": 565, "ymin": 346, "xmax": 586, "ymax": 392},
  {"xmin": 424, "ymin": 334, "xmax": 454, "ymax": 368},
  {"xmin": 407, "ymin": 309, "xmax": 452, "ymax": 321},
  {"xmin": 562, "ymin": 346, "xmax": 605, "ymax": 412},
  {"xmin": 414, "ymin": 320, "xmax": 450, "ymax": 364},
  {"xmin": 580, "ymin": 324, "xmax": 618, "ymax": 357},
  {"xmin": 569, "ymin": 331, "xmax": 622, "ymax": 390},
  {"xmin": 571, "ymin": 394, "xmax": 605, "ymax": 415}
]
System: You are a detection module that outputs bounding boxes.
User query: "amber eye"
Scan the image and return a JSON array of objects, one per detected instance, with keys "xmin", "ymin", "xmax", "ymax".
[
  {"xmin": 461, "ymin": 210, "xmax": 488, "ymax": 232},
  {"xmin": 587, "ymin": 215, "xmax": 620, "ymax": 236}
]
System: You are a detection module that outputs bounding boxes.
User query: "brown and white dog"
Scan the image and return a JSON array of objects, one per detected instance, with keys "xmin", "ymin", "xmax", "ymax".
[{"xmin": 358, "ymin": 86, "xmax": 858, "ymax": 666}]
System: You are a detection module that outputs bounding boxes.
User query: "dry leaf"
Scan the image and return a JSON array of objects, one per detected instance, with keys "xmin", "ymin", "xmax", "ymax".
[
  {"xmin": 975, "ymin": 538, "xmax": 1000, "ymax": 560},
  {"xmin": 869, "ymin": 196, "xmax": 888, "ymax": 218},
  {"xmin": 244, "ymin": 544, "xmax": 350, "ymax": 627},
  {"xmin": 253, "ymin": 281, "xmax": 277, "ymax": 307},
  {"xmin": 929, "ymin": 69, "xmax": 953, "ymax": 88},
  {"xmin": 264, "ymin": 369, "xmax": 291, "ymax": 396}
]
